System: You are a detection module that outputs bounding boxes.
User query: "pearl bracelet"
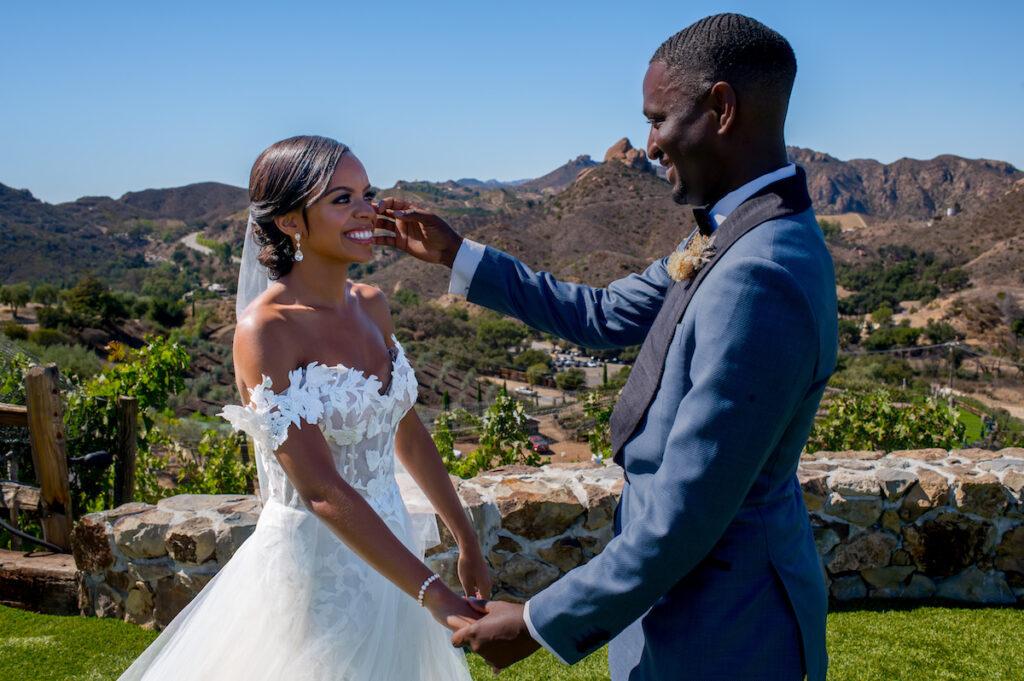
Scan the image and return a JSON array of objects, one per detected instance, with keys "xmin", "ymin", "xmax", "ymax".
[{"xmin": 417, "ymin": 573, "xmax": 441, "ymax": 607}]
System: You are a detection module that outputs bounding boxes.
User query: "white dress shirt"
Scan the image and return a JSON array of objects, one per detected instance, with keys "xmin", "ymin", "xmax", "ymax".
[{"xmin": 446, "ymin": 162, "xmax": 798, "ymax": 661}]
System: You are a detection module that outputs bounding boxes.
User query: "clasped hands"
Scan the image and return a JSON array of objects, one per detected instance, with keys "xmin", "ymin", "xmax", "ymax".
[{"xmin": 425, "ymin": 551, "xmax": 539, "ymax": 672}]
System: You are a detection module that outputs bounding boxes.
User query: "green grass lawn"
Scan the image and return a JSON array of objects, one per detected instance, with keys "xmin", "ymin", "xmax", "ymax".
[
  {"xmin": 957, "ymin": 408, "xmax": 984, "ymax": 443},
  {"xmin": 2, "ymin": 602, "xmax": 1022, "ymax": 681}
]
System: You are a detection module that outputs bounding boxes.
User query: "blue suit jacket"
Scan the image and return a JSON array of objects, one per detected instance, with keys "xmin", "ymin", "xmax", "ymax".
[{"xmin": 465, "ymin": 180, "xmax": 836, "ymax": 680}]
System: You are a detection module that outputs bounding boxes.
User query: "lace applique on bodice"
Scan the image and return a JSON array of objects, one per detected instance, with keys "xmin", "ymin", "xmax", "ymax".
[{"xmin": 220, "ymin": 336, "xmax": 418, "ymax": 510}]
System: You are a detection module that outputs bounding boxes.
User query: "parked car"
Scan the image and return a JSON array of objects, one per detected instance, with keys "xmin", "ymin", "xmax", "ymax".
[
  {"xmin": 528, "ymin": 434, "xmax": 551, "ymax": 454},
  {"xmin": 514, "ymin": 386, "xmax": 537, "ymax": 396}
]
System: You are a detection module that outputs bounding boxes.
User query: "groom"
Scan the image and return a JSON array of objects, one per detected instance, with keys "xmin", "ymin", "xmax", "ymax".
[{"xmin": 379, "ymin": 13, "xmax": 836, "ymax": 681}]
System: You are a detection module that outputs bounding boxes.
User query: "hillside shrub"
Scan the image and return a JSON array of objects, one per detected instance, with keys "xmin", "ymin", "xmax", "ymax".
[
  {"xmin": 583, "ymin": 391, "xmax": 614, "ymax": 459},
  {"xmin": 28, "ymin": 328, "xmax": 68, "ymax": 347},
  {"xmin": 807, "ymin": 389, "xmax": 965, "ymax": 453},
  {"xmin": 176, "ymin": 431, "xmax": 255, "ymax": 495},
  {"xmin": 17, "ymin": 342, "xmax": 102, "ymax": 379},
  {"xmin": 64, "ymin": 336, "xmax": 191, "ymax": 512},
  {"xmin": 2, "ymin": 321, "xmax": 28, "ymax": 340}
]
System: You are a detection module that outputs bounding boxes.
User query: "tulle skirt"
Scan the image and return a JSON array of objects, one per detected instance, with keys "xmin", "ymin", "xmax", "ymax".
[{"xmin": 116, "ymin": 499, "xmax": 470, "ymax": 681}]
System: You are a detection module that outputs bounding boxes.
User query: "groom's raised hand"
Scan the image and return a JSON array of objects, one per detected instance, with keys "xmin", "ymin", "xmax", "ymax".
[
  {"xmin": 451, "ymin": 599, "xmax": 540, "ymax": 670},
  {"xmin": 373, "ymin": 198, "xmax": 463, "ymax": 268}
]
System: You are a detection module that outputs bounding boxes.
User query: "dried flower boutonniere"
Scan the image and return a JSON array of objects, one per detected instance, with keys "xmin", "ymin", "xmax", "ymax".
[{"xmin": 667, "ymin": 232, "xmax": 716, "ymax": 283}]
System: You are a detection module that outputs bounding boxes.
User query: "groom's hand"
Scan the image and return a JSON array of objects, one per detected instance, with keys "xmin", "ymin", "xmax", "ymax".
[
  {"xmin": 450, "ymin": 599, "xmax": 540, "ymax": 670},
  {"xmin": 373, "ymin": 198, "xmax": 463, "ymax": 268}
]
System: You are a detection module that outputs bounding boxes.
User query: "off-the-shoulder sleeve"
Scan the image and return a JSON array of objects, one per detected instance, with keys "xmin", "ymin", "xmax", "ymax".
[{"xmin": 219, "ymin": 365, "xmax": 331, "ymax": 450}]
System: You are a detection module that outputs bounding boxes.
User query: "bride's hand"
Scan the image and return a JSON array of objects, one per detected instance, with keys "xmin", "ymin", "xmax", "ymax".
[
  {"xmin": 457, "ymin": 542, "xmax": 493, "ymax": 600},
  {"xmin": 373, "ymin": 198, "xmax": 463, "ymax": 268},
  {"xmin": 422, "ymin": 581, "xmax": 484, "ymax": 631}
]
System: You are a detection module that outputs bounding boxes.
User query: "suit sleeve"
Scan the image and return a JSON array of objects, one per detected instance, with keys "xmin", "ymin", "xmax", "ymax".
[
  {"xmin": 466, "ymin": 246, "xmax": 673, "ymax": 349},
  {"xmin": 526, "ymin": 254, "xmax": 821, "ymax": 663}
]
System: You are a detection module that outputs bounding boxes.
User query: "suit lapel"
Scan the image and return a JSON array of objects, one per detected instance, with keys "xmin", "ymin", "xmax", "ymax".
[{"xmin": 609, "ymin": 168, "xmax": 813, "ymax": 462}]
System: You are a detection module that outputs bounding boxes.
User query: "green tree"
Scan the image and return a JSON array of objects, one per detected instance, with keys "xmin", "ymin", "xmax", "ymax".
[
  {"xmin": 807, "ymin": 389, "xmax": 965, "ymax": 453},
  {"xmin": 32, "ymin": 284, "xmax": 60, "ymax": 306},
  {"xmin": 870, "ymin": 306, "xmax": 894, "ymax": 327},
  {"xmin": 817, "ymin": 218, "xmax": 841, "ymax": 239},
  {"xmin": 555, "ymin": 367, "xmax": 586, "ymax": 391},
  {"xmin": 476, "ymin": 318, "xmax": 529, "ymax": 352},
  {"xmin": 924, "ymin": 320, "xmax": 957, "ymax": 344},
  {"xmin": 525, "ymin": 362, "xmax": 549, "ymax": 386},
  {"xmin": 837, "ymin": 319, "xmax": 862, "ymax": 348},
  {"xmin": 512, "ymin": 348, "xmax": 551, "ymax": 370},
  {"xmin": 5, "ymin": 283, "xmax": 30, "ymax": 318}
]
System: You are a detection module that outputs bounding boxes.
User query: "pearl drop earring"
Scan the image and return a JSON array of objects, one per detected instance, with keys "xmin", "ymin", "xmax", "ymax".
[{"xmin": 294, "ymin": 234, "xmax": 304, "ymax": 262}]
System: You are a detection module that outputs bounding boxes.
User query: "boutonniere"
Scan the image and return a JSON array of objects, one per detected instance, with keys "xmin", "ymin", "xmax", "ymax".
[{"xmin": 667, "ymin": 233, "xmax": 716, "ymax": 283}]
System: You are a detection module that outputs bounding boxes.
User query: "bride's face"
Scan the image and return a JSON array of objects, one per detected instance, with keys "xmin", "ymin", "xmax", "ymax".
[{"xmin": 302, "ymin": 152, "xmax": 378, "ymax": 264}]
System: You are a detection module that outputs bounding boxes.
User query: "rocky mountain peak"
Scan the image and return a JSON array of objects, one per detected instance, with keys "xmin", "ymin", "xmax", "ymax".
[{"xmin": 604, "ymin": 138, "xmax": 652, "ymax": 172}]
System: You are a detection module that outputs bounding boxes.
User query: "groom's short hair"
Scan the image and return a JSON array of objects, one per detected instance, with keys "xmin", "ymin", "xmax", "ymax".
[{"xmin": 652, "ymin": 13, "xmax": 796, "ymax": 106}]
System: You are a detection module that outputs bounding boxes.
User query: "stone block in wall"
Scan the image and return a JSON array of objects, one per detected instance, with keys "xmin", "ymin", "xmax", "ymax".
[
  {"xmin": 902, "ymin": 512, "xmax": 994, "ymax": 577},
  {"xmin": 538, "ymin": 537, "xmax": 585, "ymax": 573},
  {"xmin": 978, "ymin": 458, "xmax": 1024, "ymax": 474},
  {"xmin": 114, "ymin": 509, "xmax": 173, "ymax": 559},
  {"xmin": 953, "ymin": 472, "xmax": 1009, "ymax": 518},
  {"xmin": 1000, "ymin": 471, "xmax": 1024, "ymax": 505},
  {"xmin": 810, "ymin": 515, "xmax": 849, "ymax": 557},
  {"xmin": 156, "ymin": 494, "xmax": 250, "ymax": 513},
  {"xmin": 829, "ymin": 469, "xmax": 882, "ymax": 497},
  {"xmin": 94, "ymin": 582, "xmax": 124, "ymax": 619},
  {"xmin": 125, "ymin": 581, "xmax": 155, "ymax": 627},
  {"xmin": 153, "ymin": 574, "xmax": 197, "ymax": 629},
  {"xmin": 824, "ymin": 491, "xmax": 883, "ymax": 527},
  {"xmin": 830, "ymin": 575, "xmax": 867, "ymax": 600},
  {"xmin": 797, "ymin": 469, "xmax": 829, "ymax": 511},
  {"xmin": 903, "ymin": 574, "xmax": 936, "ymax": 599},
  {"xmin": 890, "ymin": 448, "xmax": 947, "ymax": 462},
  {"xmin": 949, "ymin": 448, "xmax": 1000, "ymax": 462},
  {"xmin": 127, "ymin": 563, "xmax": 173, "ymax": 585},
  {"xmin": 104, "ymin": 569, "xmax": 132, "ymax": 593},
  {"xmin": 494, "ymin": 479, "xmax": 585, "ymax": 540},
  {"xmin": 166, "ymin": 517, "xmax": 217, "ymax": 565},
  {"xmin": 495, "ymin": 553, "xmax": 560, "ymax": 598},
  {"xmin": 995, "ymin": 526, "xmax": 1024, "ymax": 584},
  {"xmin": 827, "ymin": 531, "xmax": 897, "ymax": 573},
  {"xmin": 812, "ymin": 450, "xmax": 886, "ymax": 461},
  {"xmin": 934, "ymin": 566, "xmax": 1015, "ymax": 604},
  {"xmin": 861, "ymin": 565, "xmax": 914, "ymax": 589},
  {"xmin": 582, "ymin": 483, "xmax": 616, "ymax": 530},
  {"xmin": 71, "ymin": 513, "xmax": 116, "ymax": 574},
  {"xmin": 899, "ymin": 470, "xmax": 951, "ymax": 522},
  {"xmin": 216, "ymin": 513, "xmax": 259, "ymax": 563},
  {"xmin": 875, "ymin": 468, "xmax": 918, "ymax": 501}
]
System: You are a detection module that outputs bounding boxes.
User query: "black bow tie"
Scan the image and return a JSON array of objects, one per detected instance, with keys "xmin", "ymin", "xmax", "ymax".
[{"xmin": 692, "ymin": 206, "xmax": 714, "ymax": 236}]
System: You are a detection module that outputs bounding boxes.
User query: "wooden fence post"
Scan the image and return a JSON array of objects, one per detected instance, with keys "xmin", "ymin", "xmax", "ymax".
[
  {"xmin": 114, "ymin": 396, "xmax": 138, "ymax": 507},
  {"xmin": 24, "ymin": 364, "xmax": 72, "ymax": 550}
]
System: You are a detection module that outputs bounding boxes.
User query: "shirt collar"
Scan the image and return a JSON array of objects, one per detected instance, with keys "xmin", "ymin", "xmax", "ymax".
[{"xmin": 708, "ymin": 164, "xmax": 797, "ymax": 229}]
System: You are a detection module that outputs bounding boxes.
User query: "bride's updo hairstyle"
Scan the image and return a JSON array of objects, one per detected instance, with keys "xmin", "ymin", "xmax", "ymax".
[{"xmin": 248, "ymin": 135, "xmax": 349, "ymax": 279}]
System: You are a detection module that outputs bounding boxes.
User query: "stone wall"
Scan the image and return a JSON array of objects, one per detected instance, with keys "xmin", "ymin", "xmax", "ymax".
[{"xmin": 71, "ymin": 450, "xmax": 1024, "ymax": 629}]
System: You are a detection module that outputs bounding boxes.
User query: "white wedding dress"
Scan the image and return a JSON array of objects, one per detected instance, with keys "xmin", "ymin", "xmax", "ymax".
[{"xmin": 117, "ymin": 339, "xmax": 471, "ymax": 680}]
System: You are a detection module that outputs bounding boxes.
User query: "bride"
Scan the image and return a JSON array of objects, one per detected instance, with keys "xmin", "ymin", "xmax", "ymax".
[{"xmin": 117, "ymin": 135, "xmax": 490, "ymax": 680}]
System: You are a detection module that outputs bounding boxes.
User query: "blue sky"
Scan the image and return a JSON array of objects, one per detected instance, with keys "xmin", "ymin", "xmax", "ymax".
[{"xmin": 2, "ymin": 0, "xmax": 1022, "ymax": 205}]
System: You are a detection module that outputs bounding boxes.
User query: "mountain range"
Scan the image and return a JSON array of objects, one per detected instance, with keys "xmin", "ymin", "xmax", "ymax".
[{"xmin": 1, "ymin": 140, "xmax": 1021, "ymax": 296}]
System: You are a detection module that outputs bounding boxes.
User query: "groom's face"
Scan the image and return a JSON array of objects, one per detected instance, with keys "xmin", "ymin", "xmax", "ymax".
[{"xmin": 643, "ymin": 61, "xmax": 718, "ymax": 206}]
